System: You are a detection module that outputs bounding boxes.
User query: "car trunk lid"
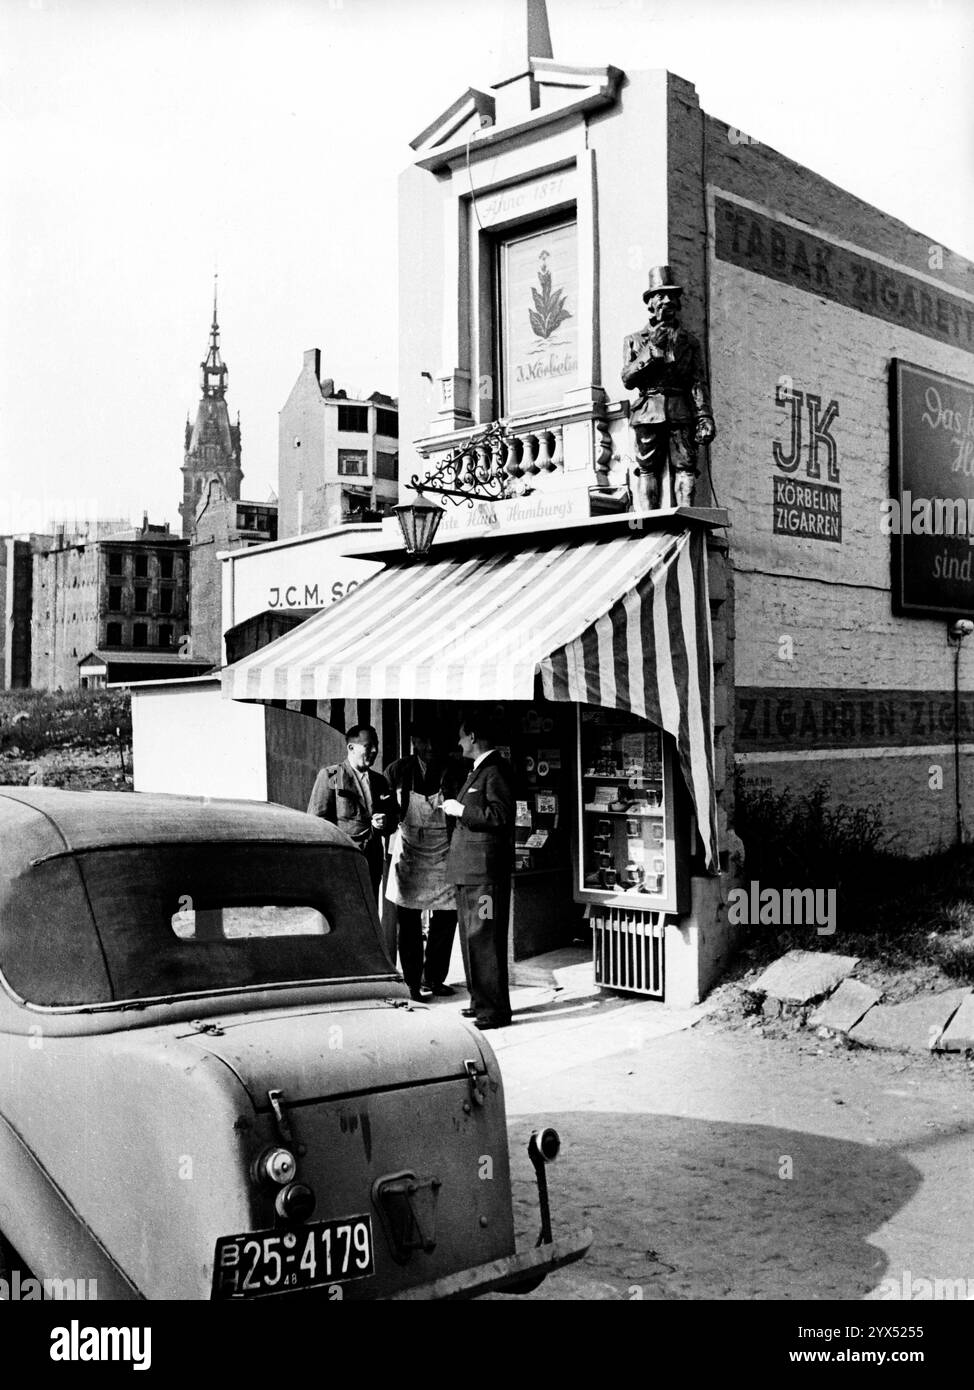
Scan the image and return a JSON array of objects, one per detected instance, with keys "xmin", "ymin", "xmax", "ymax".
[{"xmin": 174, "ymin": 1000, "xmax": 491, "ymax": 1110}]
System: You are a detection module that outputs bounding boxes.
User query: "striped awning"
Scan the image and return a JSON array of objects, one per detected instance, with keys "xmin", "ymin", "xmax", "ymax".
[{"xmin": 222, "ymin": 525, "xmax": 718, "ymax": 869}]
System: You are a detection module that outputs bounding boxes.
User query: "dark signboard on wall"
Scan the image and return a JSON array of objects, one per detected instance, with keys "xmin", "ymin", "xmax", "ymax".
[{"xmin": 890, "ymin": 360, "xmax": 974, "ymax": 618}]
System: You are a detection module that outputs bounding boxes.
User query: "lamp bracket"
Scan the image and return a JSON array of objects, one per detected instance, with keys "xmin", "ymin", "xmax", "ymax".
[{"xmin": 406, "ymin": 421, "xmax": 515, "ymax": 507}]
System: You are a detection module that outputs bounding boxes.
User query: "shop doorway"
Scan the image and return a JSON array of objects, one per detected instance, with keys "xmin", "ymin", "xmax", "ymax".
[{"xmin": 398, "ymin": 695, "xmax": 586, "ymax": 960}]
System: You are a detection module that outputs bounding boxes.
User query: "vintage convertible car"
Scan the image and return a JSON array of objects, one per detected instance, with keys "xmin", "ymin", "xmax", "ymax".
[{"xmin": 0, "ymin": 787, "xmax": 591, "ymax": 1300}]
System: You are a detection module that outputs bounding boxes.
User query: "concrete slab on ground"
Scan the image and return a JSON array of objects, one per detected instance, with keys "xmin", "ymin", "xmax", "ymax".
[
  {"xmin": 751, "ymin": 950, "xmax": 860, "ymax": 1005},
  {"xmin": 810, "ymin": 978, "xmax": 882, "ymax": 1034},
  {"xmin": 936, "ymin": 992, "xmax": 974, "ymax": 1052},
  {"xmin": 848, "ymin": 987, "xmax": 971, "ymax": 1054}
]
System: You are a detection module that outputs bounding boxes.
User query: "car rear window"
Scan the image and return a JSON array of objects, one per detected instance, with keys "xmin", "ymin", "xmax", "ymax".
[{"xmin": 3, "ymin": 841, "xmax": 393, "ymax": 1006}]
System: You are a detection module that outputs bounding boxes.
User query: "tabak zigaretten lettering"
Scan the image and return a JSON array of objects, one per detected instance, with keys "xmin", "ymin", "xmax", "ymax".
[{"xmin": 715, "ymin": 197, "xmax": 974, "ymax": 354}]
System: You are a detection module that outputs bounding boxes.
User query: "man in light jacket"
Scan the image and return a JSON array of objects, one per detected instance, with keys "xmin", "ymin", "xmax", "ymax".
[{"xmin": 307, "ymin": 724, "xmax": 397, "ymax": 902}]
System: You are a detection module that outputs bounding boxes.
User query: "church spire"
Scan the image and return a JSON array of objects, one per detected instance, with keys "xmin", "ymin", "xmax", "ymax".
[
  {"xmin": 201, "ymin": 273, "xmax": 227, "ymax": 400},
  {"xmin": 181, "ymin": 277, "xmax": 241, "ymax": 538}
]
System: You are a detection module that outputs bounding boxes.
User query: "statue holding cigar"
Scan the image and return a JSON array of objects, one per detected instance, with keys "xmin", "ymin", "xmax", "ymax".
[{"xmin": 621, "ymin": 265, "xmax": 716, "ymax": 511}]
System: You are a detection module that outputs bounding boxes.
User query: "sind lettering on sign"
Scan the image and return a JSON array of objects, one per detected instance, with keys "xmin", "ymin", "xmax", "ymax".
[
  {"xmin": 715, "ymin": 197, "xmax": 974, "ymax": 355},
  {"xmin": 736, "ymin": 686, "xmax": 974, "ymax": 752}
]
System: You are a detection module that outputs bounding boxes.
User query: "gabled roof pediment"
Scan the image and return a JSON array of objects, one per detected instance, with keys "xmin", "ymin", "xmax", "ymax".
[
  {"xmin": 409, "ymin": 87, "xmax": 496, "ymax": 156},
  {"xmin": 410, "ymin": 61, "xmax": 623, "ymax": 172}
]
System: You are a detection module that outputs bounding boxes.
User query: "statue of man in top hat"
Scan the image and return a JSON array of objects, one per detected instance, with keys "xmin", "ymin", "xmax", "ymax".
[{"xmin": 622, "ymin": 265, "xmax": 716, "ymax": 511}]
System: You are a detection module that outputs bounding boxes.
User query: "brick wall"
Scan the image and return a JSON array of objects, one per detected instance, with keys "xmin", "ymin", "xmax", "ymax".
[{"xmin": 668, "ymin": 83, "xmax": 974, "ymax": 854}]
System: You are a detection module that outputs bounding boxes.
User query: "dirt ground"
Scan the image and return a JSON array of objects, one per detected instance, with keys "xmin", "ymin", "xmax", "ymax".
[{"xmin": 489, "ymin": 1002, "xmax": 974, "ymax": 1301}]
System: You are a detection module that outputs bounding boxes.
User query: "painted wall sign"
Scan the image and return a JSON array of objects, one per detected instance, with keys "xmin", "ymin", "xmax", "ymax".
[
  {"xmin": 714, "ymin": 197, "xmax": 974, "ymax": 355},
  {"xmin": 500, "ymin": 220, "xmax": 578, "ymax": 415},
  {"xmin": 267, "ymin": 579, "xmax": 361, "ymax": 609},
  {"xmin": 736, "ymin": 686, "xmax": 974, "ymax": 751},
  {"xmin": 772, "ymin": 476, "xmax": 841, "ymax": 541},
  {"xmin": 772, "ymin": 381, "xmax": 842, "ymax": 541},
  {"xmin": 889, "ymin": 360, "xmax": 974, "ymax": 617},
  {"xmin": 225, "ymin": 542, "xmax": 382, "ymax": 635},
  {"xmin": 390, "ymin": 489, "xmax": 592, "ymax": 540}
]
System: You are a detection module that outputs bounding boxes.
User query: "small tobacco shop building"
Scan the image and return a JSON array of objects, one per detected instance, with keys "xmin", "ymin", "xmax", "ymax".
[
  {"xmin": 212, "ymin": 7, "xmax": 974, "ymax": 1002},
  {"xmin": 221, "ymin": 504, "xmax": 732, "ymax": 1006}
]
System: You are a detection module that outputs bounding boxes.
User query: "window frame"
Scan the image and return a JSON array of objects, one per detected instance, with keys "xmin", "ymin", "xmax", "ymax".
[
  {"xmin": 337, "ymin": 449, "xmax": 368, "ymax": 478},
  {"xmin": 493, "ymin": 213, "xmax": 579, "ymax": 420},
  {"xmin": 336, "ymin": 404, "xmax": 369, "ymax": 434}
]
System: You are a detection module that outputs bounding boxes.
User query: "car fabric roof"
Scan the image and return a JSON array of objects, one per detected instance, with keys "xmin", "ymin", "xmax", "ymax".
[{"xmin": 0, "ymin": 788, "xmax": 351, "ymax": 863}]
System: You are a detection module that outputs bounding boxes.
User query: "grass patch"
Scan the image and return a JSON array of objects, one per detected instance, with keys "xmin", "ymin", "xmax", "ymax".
[{"xmin": 732, "ymin": 775, "xmax": 974, "ymax": 990}]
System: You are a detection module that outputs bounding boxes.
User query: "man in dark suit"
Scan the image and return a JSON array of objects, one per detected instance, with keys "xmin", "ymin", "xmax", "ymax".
[
  {"xmin": 442, "ymin": 714, "xmax": 515, "ymax": 1031},
  {"xmin": 307, "ymin": 724, "xmax": 397, "ymax": 902}
]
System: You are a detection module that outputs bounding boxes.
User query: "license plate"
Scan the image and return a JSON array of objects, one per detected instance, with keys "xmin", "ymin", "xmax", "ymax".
[{"xmin": 212, "ymin": 1215, "xmax": 375, "ymax": 1299}]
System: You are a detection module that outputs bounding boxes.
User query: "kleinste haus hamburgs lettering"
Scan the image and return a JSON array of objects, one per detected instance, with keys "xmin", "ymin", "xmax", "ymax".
[{"xmin": 715, "ymin": 197, "xmax": 974, "ymax": 354}]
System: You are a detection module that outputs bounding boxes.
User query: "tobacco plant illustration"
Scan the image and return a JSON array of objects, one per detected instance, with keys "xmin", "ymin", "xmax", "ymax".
[{"xmin": 529, "ymin": 249, "xmax": 572, "ymax": 341}]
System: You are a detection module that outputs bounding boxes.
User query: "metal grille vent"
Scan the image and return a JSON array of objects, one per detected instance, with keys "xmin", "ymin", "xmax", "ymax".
[{"xmin": 590, "ymin": 908, "xmax": 665, "ymax": 998}]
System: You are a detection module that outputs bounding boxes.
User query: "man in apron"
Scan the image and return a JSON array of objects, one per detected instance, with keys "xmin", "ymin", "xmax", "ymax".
[{"xmin": 384, "ymin": 726, "xmax": 461, "ymax": 1003}]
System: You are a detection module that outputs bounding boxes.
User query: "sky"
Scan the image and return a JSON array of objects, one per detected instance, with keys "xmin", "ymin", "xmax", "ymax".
[{"xmin": 1, "ymin": 0, "xmax": 972, "ymax": 534}]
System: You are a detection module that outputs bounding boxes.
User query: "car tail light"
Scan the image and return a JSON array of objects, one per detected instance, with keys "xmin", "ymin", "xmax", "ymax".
[
  {"xmin": 253, "ymin": 1147, "xmax": 297, "ymax": 1187},
  {"xmin": 274, "ymin": 1182, "xmax": 316, "ymax": 1223}
]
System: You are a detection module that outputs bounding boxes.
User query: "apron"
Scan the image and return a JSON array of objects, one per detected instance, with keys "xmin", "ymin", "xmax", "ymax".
[{"xmin": 385, "ymin": 790, "xmax": 456, "ymax": 912}]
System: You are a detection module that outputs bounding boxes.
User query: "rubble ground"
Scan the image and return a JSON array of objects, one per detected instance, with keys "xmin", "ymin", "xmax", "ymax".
[{"xmin": 0, "ymin": 689, "xmax": 133, "ymax": 791}]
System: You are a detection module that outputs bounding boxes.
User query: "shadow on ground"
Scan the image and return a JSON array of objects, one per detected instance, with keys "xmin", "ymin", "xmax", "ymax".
[{"xmin": 494, "ymin": 1112, "xmax": 922, "ymax": 1300}]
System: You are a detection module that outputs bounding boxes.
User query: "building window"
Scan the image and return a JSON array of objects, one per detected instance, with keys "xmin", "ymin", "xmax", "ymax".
[
  {"xmin": 159, "ymin": 588, "xmax": 173, "ymax": 613},
  {"xmin": 159, "ymin": 552, "xmax": 174, "ymax": 579},
  {"xmin": 338, "ymin": 449, "xmax": 368, "ymax": 477},
  {"xmin": 134, "ymin": 588, "xmax": 148, "ymax": 613},
  {"xmin": 159, "ymin": 625, "xmax": 173, "ymax": 648},
  {"xmin": 106, "ymin": 622, "xmax": 122, "ymax": 645},
  {"xmin": 134, "ymin": 553, "xmax": 149, "ymax": 578},
  {"xmin": 133, "ymin": 623, "xmax": 148, "ymax": 647},
  {"xmin": 375, "ymin": 408, "xmax": 398, "ymax": 438},
  {"xmin": 108, "ymin": 552, "xmax": 123, "ymax": 576},
  {"xmin": 375, "ymin": 451, "xmax": 399, "ymax": 481},
  {"xmin": 337, "ymin": 404, "xmax": 369, "ymax": 433},
  {"xmin": 497, "ymin": 219, "xmax": 578, "ymax": 416},
  {"xmin": 108, "ymin": 585, "xmax": 123, "ymax": 612}
]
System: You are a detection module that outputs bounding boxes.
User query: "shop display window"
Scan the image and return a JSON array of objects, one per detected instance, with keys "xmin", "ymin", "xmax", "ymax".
[
  {"xmin": 506, "ymin": 704, "xmax": 573, "ymax": 877},
  {"xmin": 575, "ymin": 706, "xmax": 686, "ymax": 912}
]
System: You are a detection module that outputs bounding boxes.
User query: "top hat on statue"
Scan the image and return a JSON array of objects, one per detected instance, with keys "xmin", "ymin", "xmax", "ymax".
[{"xmin": 642, "ymin": 265, "xmax": 683, "ymax": 302}]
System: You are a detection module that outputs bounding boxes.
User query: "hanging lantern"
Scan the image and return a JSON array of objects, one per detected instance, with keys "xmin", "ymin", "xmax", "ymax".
[{"xmin": 393, "ymin": 493, "xmax": 444, "ymax": 556}]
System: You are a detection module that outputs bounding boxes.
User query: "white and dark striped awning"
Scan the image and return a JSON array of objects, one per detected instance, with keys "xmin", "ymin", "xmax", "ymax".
[{"xmin": 222, "ymin": 525, "xmax": 718, "ymax": 868}]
